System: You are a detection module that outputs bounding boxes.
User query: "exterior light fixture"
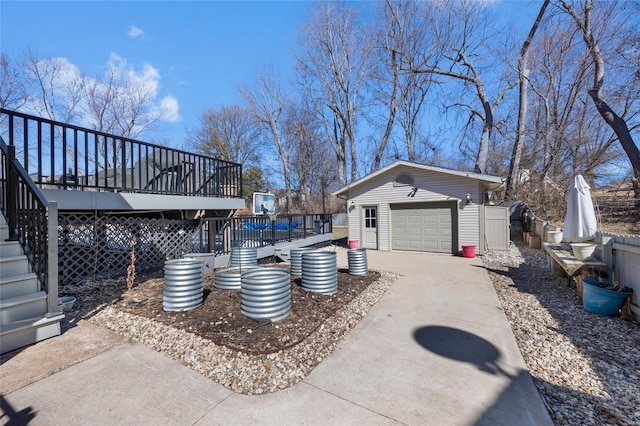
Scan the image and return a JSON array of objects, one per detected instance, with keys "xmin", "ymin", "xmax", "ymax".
[{"xmin": 466, "ymin": 193, "xmax": 472, "ymax": 204}]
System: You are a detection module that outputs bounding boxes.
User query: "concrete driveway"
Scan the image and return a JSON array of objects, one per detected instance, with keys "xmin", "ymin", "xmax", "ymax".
[{"xmin": 1, "ymin": 249, "xmax": 552, "ymax": 425}]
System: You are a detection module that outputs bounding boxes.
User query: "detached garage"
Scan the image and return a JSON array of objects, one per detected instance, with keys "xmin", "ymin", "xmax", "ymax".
[{"xmin": 332, "ymin": 161, "xmax": 508, "ymax": 255}]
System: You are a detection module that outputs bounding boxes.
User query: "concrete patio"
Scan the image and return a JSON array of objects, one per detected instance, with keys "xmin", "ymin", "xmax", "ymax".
[{"xmin": 0, "ymin": 249, "xmax": 552, "ymax": 425}]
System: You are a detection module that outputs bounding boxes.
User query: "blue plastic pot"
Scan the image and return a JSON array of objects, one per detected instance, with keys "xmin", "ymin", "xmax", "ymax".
[{"xmin": 582, "ymin": 278, "xmax": 631, "ymax": 316}]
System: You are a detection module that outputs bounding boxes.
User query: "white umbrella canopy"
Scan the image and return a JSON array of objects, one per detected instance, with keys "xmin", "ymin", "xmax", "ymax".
[{"xmin": 563, "ymin": 175, "xmax": 598, "ymax": 242}]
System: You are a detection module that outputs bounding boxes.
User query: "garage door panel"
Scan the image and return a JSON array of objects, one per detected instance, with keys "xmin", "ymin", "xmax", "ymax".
[
  {"xmin": 423, "ymin": 228, "xmax": 438, "ymax": 237},
  {"xmin": 394, "ymin": 228, "xmax": 407, "ymax": 237},
  {"xmin": 391, "ymin": 204, "xmax": 455, "ymax": 253},
  {"xmin": 423, "ymin": 241, "xmax": 440, "ymax": 250},
  {"xmin": 407, "ymin": 240, "xmax": 423, "ymax": 249},
  {"xmin": 407, "ymin": 215, "xmax": 422, "ymax": 224}
]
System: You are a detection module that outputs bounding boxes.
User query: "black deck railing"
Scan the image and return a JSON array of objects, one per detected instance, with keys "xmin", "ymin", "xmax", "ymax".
[
  {"xmin": 0, "ymin": 136, "xmax": 59, "ymax": 314},
  {"xmin": 196, "ymin": 214, "xmax": 333, "ymax": 255},
  {"xmin": 0, "ymin": 108, "xmax": 243, "ymax": 198}
]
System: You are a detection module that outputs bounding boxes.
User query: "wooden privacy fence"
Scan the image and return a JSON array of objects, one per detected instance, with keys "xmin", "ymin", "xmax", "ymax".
[{"xmin": 597, "ymin": 232, "xmax": 640, "ymax": 322}]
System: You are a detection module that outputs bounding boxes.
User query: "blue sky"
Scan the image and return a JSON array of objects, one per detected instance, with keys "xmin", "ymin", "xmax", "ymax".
[
  {"xmin": 1, "ymin": 1, "xmax": 315, "ymax": 147},
  {"xmin": 1, "ymin": 1, "xmax": 540, "ymax": 153}
]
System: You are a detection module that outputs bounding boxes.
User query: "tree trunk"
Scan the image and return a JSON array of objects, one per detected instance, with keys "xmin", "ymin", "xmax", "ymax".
[
  {"xmin": 475, "ymin": 98, "xmax": 492, "ymax": 174},
  {"xmin": 506, "ymin": 0, "xmax": 550, "ymax": 198},
  {"xmin": 562, "ymin": 0, "xmax": 640, "ymax": 208},
  {"xmin": 372, "ymin": 50, "xmax": 400, "ymax": 172},
  {"xmin": 269, "ymin": 119, "xmax": 293, "ymax": 213}
]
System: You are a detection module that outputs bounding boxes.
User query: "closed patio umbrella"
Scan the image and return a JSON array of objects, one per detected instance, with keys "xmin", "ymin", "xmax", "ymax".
[{"xmin": 563, "ymin": 175, "xmax": 598, "ymax": 242}]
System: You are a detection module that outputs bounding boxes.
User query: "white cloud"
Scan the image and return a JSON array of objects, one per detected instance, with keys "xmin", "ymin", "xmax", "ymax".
[
  {"xmin": 24, "ymin": 53, "xmax": 180, "ymax": 134},
  {"xmin": 128, "ymin": 25, "xmax": 144, "ymax": 38},
  {"xmin": 128, "ymin": 63, "xmax": 160, "ymax": 97},
  {"xmin": 159, "ymin": 96, "xmax": 181, "ymax": 123}
]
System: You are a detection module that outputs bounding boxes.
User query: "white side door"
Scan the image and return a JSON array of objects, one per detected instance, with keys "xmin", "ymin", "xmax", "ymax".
[{"xmin": 362, "ymin": 206, "xmax": 378, "ymax": 249}]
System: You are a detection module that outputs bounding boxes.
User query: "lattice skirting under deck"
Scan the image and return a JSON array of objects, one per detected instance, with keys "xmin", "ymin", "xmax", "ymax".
[{"xmin": 58, "ymin": 213, "xmax": 198, "ymax": 285}]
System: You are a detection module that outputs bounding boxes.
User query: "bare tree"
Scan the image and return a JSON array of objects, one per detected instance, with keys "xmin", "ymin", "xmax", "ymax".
[
  {"xmin": 295, "ymin": 1, "xmax": 368, "ymax": 185},
  {"xmin": 367, "ymin": 0, "xmax": 436, "ymax": 170},
  {"xmin": 188, "ymin": 104, "xmax": 262, "ymax": 167},
  {"xmin": 284, "ymin": 100, "xmax": 336, "ymax": 213},
  {"xmin": 410, "ymin": 0, "xmax": 515, "ymax": 174},
  {"xmin": 26, "ymin": 51, "xmax": 85, "ymax": 126},
  {"xmin": 505, "ymin": 0, "xmax": 551, "ymax": 198},
  {"xmin": 17, "ymin": 52, "xmax": 171, "ymax": 171},
  {"xmin": 240, "ymin": 67, "xmax": 293, "ymax": 212},
  {"xmin": 0, "ymin": 53, "xmax": 28, "ymax": 111},
  {"xmin": 559, "ymin": 0, "xmax": 640, "ymax": 205},
  {"xmin": 83, "ymin": 56, "xmax": 164, "ymax": 140}
]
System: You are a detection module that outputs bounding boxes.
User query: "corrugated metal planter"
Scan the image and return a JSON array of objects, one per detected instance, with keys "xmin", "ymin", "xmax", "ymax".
[
  {"xmin": 229, "ymin": 246, "xmax": 258, "ymax": 267},
  {"xmin": 290, "ymin": 248, "xmax": 315, "ymax": 276},
  {"xmin": 215, "ymin": 266, "xmax": 258, "ymax": 290},
  {"xmin": 163, "ymin": 258, "xmax": 204, "ymax": 312},
  {"xmin": 241, "ymin": 268, "xmax": 291, "ymax": 321},
  {"xmin": 301, "ymin": 251, "xmax": 337, "ymax": 295},
  {"xmin": 348, "ymin": 248, "xmax": 368, "ymax": 276}
]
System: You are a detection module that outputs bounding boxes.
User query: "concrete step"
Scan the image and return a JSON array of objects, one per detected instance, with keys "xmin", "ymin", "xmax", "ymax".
[
  {"xmin": 0, "ymin": 224, "xmax": 8, "ymax": 241},
  {"xmin": 0, "ymin": 273, "xmax": 40, "ymax": 299},
  {"xmin": 0, "ymin": 255, "xmax": 31, "ymax": 279},
  {"xmin": 0, "ymin": 240, "xmax": 22, "ymax": 257},
  {"xmin": 0, "ymin": 291, "xmax": 47, "ymax": 325},
  {"xmin": 0, "ymin": 314, "xmax": 64, "ymax": 354}
]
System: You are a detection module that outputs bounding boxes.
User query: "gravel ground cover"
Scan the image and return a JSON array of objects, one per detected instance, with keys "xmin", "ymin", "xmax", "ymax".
[{"xmin": 483, "ymin": 234, "xmax": 640, "ymax": 425}]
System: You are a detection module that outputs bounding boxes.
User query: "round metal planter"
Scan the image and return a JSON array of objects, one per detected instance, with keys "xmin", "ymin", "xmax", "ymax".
[
  {"xmin": 229, "ymin": 246, "xmax": 258, "ymax": 267},
  {"xmin": 241, "ymin": 268, "xmax": 291, "ymax": 322},
  {"xmin": 301, "ymin": 251, "xmax": 338, "ymax": 295},
  {"xmin": 215, "ymin": 266, "xmax": 258, "ymax": 290},
  {"xmin": 163, "ymin": 258, "xmax": 204, "ymax": 312},
  {"xmin": 348, "ymin": 248, "xmax": 368, "ymax": 276},
  {"xmin": 290, "ymin": 248, "xmax": 315, "ymax": 276}
]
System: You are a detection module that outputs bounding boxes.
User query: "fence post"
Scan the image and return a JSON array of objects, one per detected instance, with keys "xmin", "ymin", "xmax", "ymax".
[
  {"xmin": 5, "ymin": 145, "xmax": 18, "ymax": 241},
  {"xmin": 601, "ymin": 234, "xmax": 614, "ymax": 280},
  {"xmin": 270, "ymin": 216, "xmax": 276, "ymax": 246}
]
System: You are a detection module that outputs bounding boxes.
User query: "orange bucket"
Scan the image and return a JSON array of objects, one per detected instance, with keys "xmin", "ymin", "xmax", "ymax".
[{"xmin": 348, "ymin": 239, "xmax": 359, "ymax": 249}]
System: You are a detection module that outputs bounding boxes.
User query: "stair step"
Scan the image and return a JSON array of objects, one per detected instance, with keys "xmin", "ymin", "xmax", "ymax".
[
  {"xmin": 0, "ymin": 314, "xmax": 64, "ymax": 354},
  {"xmin": 0, "ymin": 273, "xmax": 40, "ymax": 299},
  {"xmin": 0, "ymin": 240, "xmax": 22, "ymax": 257},
  {"xmin": 0, "ymin": 224, "xmax": 8, "ymax": 241},
  {"xmin": 0, "ymin": 291, "xmax": 47, "ymax": 325},
  {"xmin": 0, "ymin": 255, "xmax": 31, "ymax": 278}
]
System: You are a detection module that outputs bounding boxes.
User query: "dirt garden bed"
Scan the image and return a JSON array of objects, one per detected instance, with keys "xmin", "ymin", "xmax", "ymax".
[{"xmin": 64, "ymin": 265, "xmax": 382, "ymax": 353}]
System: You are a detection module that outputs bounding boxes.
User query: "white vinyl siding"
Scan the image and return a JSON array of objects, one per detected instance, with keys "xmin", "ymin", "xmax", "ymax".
[
  {"xmin": 378, "ymin": 204, "xmax": 390, "ymax": 250},
  {"xmin": 348, "ymin": 204, "xmax": 361, "ymax": 243}
]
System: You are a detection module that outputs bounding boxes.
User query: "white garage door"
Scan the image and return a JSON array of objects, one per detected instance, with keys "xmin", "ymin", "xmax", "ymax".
[{"xmin": 391, "ymin": 203, "xmax": 456, "ymax": 253}]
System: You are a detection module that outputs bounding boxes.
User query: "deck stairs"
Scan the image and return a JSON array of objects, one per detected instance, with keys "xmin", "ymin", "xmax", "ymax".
[{"xmin": 0, "ymin": 215, "xmax": 63, "ymax": 354}]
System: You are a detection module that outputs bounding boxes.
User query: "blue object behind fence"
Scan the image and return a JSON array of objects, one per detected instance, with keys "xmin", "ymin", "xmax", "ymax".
[{"xmin": 244, "ymin": 221, "xmax": 299, "ymax": 231}]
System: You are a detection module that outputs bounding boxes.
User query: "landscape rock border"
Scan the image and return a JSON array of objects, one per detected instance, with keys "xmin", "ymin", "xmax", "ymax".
[{"xmin": 89, "ymin": 270, "xmax": 397, "ymax": 394}]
